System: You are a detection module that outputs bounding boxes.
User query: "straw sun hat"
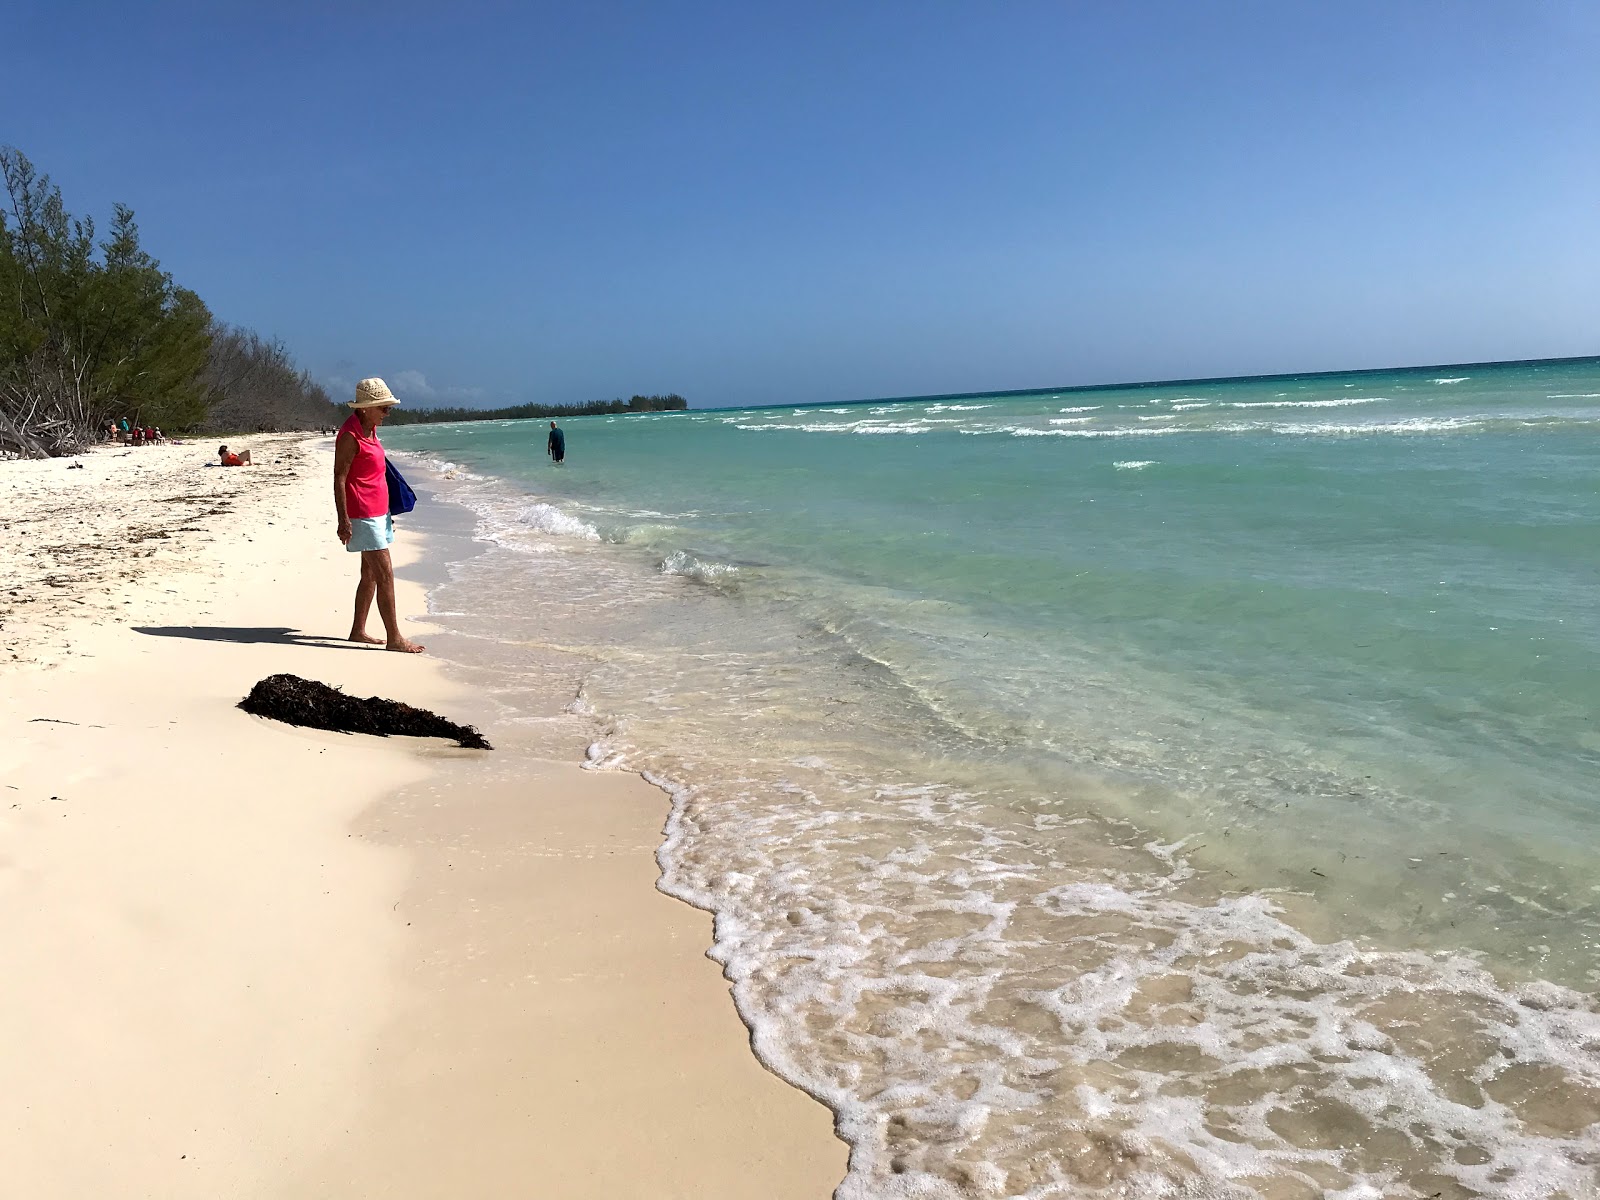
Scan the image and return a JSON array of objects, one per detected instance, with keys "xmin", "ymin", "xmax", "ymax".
[{"xmin": 349, "ymin": 377, "xmax": 401, "ymax": 409}]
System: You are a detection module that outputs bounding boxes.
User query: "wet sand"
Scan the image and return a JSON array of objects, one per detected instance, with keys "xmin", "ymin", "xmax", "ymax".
[{"xmin": 0, "ymin": 436, "xmax": 843, "ymax": 1198}]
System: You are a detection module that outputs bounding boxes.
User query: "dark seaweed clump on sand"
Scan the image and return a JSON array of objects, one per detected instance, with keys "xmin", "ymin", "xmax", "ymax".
[{"xmin": 239, "ymin": 673, "xmax": 492, "ymax": 750}]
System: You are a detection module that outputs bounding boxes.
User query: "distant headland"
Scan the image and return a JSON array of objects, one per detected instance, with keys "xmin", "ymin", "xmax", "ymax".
[{"xmin": 386, "ymin": 394, "xmax": 687, "ymax": 426}]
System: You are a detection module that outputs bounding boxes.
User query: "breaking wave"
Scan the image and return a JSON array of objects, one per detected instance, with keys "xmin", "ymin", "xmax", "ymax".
[
  {"xmin": 1227, "ymin": 397, "xmax": 1387, "ymax": 409},
  {"xmin": 519, "ymin": 502, "xmax": 600, "ymax": 540},
  {"xmin": 659, "ymin": 550, "xmax": 740, "ymax": 583}
]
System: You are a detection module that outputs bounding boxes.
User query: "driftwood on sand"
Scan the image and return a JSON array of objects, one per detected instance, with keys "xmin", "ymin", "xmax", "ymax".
[
  {"xmin": 238, "ymin": 673, "xmax": 492, "ymax": 750},
  {"xmin": 0, "ymin": 410, "xmax": 87, "ymax": 459}
]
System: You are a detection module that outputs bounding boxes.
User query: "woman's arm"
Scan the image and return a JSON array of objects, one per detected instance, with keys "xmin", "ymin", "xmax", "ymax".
[{"xmin": 333, "ymin": 431, "xmax": 358, "ymax": 544}]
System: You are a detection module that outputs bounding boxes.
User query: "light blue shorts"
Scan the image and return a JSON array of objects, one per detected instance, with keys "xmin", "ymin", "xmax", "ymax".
[{"xmin": 346, "ymin": 514, "xmax": 394, "ymax": 553}]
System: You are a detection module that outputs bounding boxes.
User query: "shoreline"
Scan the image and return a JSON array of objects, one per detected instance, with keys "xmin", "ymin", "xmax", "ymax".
[
  {"xmin": 385, "ymin": 402, "xmax": 1600, "ymax": 1197},
  {"xmin": 0, "ymin": 436, "xmax": 843, "ymax": 1197}
]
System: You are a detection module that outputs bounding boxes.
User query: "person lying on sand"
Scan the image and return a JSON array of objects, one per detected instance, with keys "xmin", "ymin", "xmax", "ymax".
[
  {"xmin": 218, "ymin": 445, "xmax": 252, "ymax": 466},
  {"xmin": 333, "ymin": 377, "xmax": 424, "ymax": 654}
]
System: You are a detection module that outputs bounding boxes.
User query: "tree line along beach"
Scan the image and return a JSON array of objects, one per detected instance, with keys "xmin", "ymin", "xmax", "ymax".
[{"xmin": 0, "ymin": 148, "xmax": 690, "ymax": 460}]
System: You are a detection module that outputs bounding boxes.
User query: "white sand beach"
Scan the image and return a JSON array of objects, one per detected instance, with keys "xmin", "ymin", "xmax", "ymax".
[{"xmin": 0, "ymin": 437, "xmax": 843, "ymax": 1198}]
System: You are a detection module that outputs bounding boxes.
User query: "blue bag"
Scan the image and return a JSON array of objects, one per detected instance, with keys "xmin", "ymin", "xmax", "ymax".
[{"xmin": 385, "ymin": 459, "xmax": 417, "ymax": 516}]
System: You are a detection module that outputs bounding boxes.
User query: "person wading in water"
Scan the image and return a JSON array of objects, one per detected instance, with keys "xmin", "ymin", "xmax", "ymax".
[
  {"xmin": 547, "ymin": 420, "xmax": 565, "ymax": 465},
  {"xmin": 333, "ymin": 377, "xmax": 424, "ymax": 653}
]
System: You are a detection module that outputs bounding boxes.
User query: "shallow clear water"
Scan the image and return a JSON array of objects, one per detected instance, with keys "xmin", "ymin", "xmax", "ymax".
[{"xmin": 388, "ymin": 359, "xmax": 1600, "ymax": 1198}]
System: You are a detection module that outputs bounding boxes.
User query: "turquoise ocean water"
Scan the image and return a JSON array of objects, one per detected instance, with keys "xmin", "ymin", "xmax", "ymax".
[{"xmin": 388, "ymin": 358, "xmax": 1600, "ymax": 1198}]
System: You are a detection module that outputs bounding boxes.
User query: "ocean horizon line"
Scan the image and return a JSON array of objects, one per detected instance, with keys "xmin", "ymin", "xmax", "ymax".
[
  {"xmin": 710, "ymin": 350, "xmax": 1600, "ymax": 415},
  {"xmin": 401, "ymin": 351, "xmax": 1600, "ymax": 422}
]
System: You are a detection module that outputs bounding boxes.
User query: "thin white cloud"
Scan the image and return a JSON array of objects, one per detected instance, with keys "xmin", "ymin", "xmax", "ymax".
[{"xmin": 389, "ymin": 369, "xmax": 486, "ymax": 405}]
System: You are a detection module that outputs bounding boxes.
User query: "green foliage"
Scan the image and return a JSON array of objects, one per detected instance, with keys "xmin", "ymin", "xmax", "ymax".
[
  {"xmin": 387, "ymin": 393, "xmax": 689, "ymax": 425},
  {"xmin": 0, "ymin": 147, "xmax": 216, "ymax": 453},
  {"xmin": 1, "ymin": 144, "xmax": 671, "ymax": 456},
  {"xmin": 90, "ymin": 207, "xmax": 213, "ymax": 429}
]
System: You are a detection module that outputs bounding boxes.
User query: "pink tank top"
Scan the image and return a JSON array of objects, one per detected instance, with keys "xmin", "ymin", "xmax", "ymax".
[{"xmin": 339, "ymin": 414, "xmax": 388, "ymax": 519}]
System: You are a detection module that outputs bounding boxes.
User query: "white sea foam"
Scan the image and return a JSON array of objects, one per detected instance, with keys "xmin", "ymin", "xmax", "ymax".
[
  {"xmin": 1170, "ymin": 401, "xmax": 1212, "ymax": 411},
  {"xmin": 402, "ymin": 452, "xmax": 481, "ymax": 481},
  {"xmin": 1135, "ymin": 414, "xmax": 1176, "ymax": 421},
  {"xmin": 733, "ymin": 422, "xmax": 849, "ymax": 433},
  {"xmin": 1294, "ymin": 417, "xmax": 1482, "ymax": 435},
  {"xmin": 519, "ymin": 502, "xmax": 600, "ymax": 540},
  {"xmin": 660, "ymin": 550, "xmax": 739, "ymax": 582},
  {"xmin": 1057, "ymin": 405, "xmax": 1100, "ymax": 413},
  {"xmin": 1210, "ymin": 417, "xmax": 1484, "ymax": 436},
  {"xmin": 1113, "ymin": 460, "xmax": 1156, "ymax": 470},
  {"xmin": 925, "ymin": 403, "xmax": 993, "ymax": 412},
  {"xmin": 1227, "ymin": 397, "xmax": 1387, "ymax": 409},
  {"xmin": 1048, "ymin": 417, "xmax": 1093, "ymax": 425},
  {"xmin": 961, "ymin": 416, "xmax": 1490, "ymax": 442},
  {"xmin": 733, "ymin": 420, "xmax": 943, "ymax": 435},
  {"xmin": 638, "ymin": 763, "xmax": 1600, "ymax": 1200},
  {"xmin": 1433, "ymin": 377, "xmax": 1470, "ymax": 384},
  {"xmin": 1548, "ymin": 393, "xmax": 1600, "ymax": 399},
  {"xmin": 994, "ymin": 425, "xmax": 1184, "ymax": 438}
]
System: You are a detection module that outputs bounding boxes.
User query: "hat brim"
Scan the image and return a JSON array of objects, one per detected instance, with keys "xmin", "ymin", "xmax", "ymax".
[{"xmin": 348, "ymin": 398, "xmax": 401, "ymax": 409}]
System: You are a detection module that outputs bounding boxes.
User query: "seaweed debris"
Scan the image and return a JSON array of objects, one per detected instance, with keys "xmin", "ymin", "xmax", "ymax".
[{"xmin": 239, "ymin": 673, "xmax": 492, "ymax": 749}]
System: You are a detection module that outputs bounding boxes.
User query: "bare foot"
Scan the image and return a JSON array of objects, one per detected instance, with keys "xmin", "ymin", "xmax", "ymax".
[
  {"xmin": 348, "ymin": 632, "xmax": 384, "ymax": 645},
  {"xmin": 386, "ymin": 639, "xmax": 426, "ymax": 654}
]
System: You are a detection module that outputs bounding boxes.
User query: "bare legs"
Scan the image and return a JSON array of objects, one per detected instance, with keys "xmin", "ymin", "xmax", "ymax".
[
  {"xmin": 348, "ymin": 548, "xmax": 424, "ymax": 653},
  {"xmin": 349, "ymin": 553, "xmax": 381, "ymax": 644}
]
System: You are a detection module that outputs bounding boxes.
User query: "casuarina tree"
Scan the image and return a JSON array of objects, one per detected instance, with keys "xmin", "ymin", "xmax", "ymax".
[{"xmin": 0, "ymin": 147, "xmax": 212, "ymax": 456}]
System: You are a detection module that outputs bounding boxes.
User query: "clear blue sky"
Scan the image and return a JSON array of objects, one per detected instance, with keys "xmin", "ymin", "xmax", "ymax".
[{"xmin": 4, "ymin": 1, "xmax": 1597, "ymax": 408}]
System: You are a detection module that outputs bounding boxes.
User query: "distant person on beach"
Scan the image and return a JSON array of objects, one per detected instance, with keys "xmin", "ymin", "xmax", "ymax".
[
  {"xmin": 218, "ymin": 445, "xmax": 252, "ymax": 466},
  {"xmin": 547, "ymin": 421, "xmax": 565, "ymax": 465},
  {"xmin": 333, "ymin": 377, "xmax": 424, "ymax": 654}
]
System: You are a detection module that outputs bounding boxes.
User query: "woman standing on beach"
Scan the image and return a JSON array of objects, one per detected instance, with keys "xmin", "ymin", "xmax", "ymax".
[{"xmin": 333, "ymin": 377, "xmax": 424, "ymax": 653}]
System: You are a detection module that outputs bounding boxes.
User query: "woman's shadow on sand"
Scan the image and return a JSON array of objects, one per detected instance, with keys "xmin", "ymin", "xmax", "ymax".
[{"xmin": 133, "ymin": 626, "xmax": 368, "ymax": 650}]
